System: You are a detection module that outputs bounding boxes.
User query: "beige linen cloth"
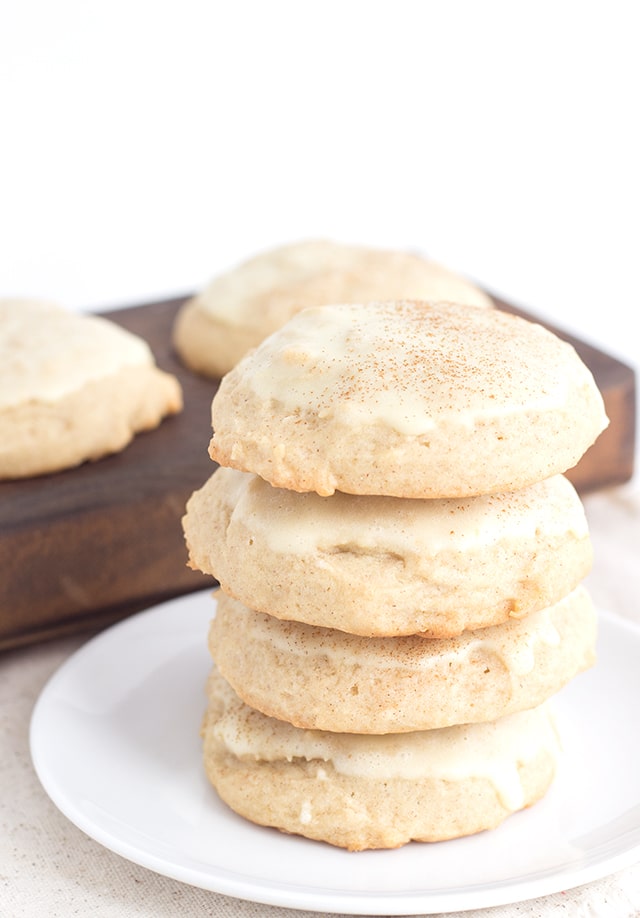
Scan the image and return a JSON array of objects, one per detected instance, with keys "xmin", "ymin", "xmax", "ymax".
[{"xmin": 1, "ymin": 482, "xmax": 639, "ymax": 918}]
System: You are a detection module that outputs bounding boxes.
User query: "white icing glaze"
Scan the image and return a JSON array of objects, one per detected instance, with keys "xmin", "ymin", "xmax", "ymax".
[
  {"xmin": 299, "ymin": 801, "xmax": 313, "ymax": 825},
  {"xmin": 210, "ymin": 672, "xmax": 560, "ymax": 811},
  {"xmin": 237, "ymin": 302, "xmax": 584, "ymax": 436},
  {"xmin": 225, "ymin": 588, "xmax": 588, "ymax": 682},
  {"xmin": 0, "ymin": 300, "xmax": 153, "ymax": 408},
  {"xmin": 470, "ymin": 604, "xmax": 562, "ymax": 677},
  {"xmin": 217, "ymin": 468, "xmax": 589, "ymax": 557}
]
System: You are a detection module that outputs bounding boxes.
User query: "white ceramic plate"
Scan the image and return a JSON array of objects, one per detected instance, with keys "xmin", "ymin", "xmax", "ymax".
[{"xmin": 30, "ymin": 590, "xmax": 640, "ymax": 915}]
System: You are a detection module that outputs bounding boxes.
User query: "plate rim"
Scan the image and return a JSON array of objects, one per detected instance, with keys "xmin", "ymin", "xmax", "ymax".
[{"xmin": 29, "ymin": 590, "xmax": 640, "ymax": 916}]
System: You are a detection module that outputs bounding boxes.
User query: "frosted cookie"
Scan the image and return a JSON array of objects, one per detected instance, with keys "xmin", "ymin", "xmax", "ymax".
[
  {"xmin": 202, "ymin": 670, "xmax": 561, "ymax": 850},
  {"xmin": 184, "ymin": 468, "xmax": 592, "ymax": 637},
  {"xmin": 0, "ymin": 300, "xmax": 182, "ymax": 478},
  {"xmin": 173, "ymin": 240, "xmax": 493, "ymax": 377},
  {"xmin": 209, "ymin": 301, "xmax": 609, "ymax": 498},
  {"xmin": 208, "ymin": 587, "xmax": 596, "ymax": 734}
]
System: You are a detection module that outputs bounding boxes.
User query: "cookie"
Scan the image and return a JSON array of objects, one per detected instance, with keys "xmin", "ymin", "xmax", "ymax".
[
  {"xmin": 0, "ymin": 299, "xmax": 182, "ymax": 478},
  {"xmin": 201, "ymin": 669, "xmax": 561, "ymax": 850},
  {"xmin": 208, "ymin": 587, "xmax": 596, "ymax": 734},
  {"xmin": 184, "ymin": 468, "xmax": 592, "ymax": 636},
  {"xmin": 173, "ymin": 240, "xmax": 494, "ymax": 377},
  {"xmin": 209, "ymin": 301, "xmax": 608, "ymax": 498}
]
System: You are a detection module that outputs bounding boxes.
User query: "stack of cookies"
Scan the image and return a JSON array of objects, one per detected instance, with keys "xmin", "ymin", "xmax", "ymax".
[{"xmin": 183, "ymin": 300, "xmax": 608, "ymax": 851}]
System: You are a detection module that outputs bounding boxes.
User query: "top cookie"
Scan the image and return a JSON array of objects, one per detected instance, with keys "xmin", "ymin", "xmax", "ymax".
[
  {"xmin": 172, "ymin": 240, "xmax": 493, "ymax": 377},
  {"xmin": 209, "ymin": 300, "xmax": 608, "ymax": 498},
  {"xmin": 0, "ymin": 299, "xmax": 182, "ymax": 478}
]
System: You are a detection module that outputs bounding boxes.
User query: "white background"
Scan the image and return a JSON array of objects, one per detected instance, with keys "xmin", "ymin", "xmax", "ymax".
[{"xmin": 1, "ymin": 0, "xmax": 638, "ymax": 383}]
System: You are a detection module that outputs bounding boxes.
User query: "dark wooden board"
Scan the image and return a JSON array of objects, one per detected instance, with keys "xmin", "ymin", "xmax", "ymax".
[
  {"xmin": 492, "ymin": 293, "xmax": 636, "ymax": 494},
  {"xmin": 0, "ymin": 294, "xmax": 635, "ymax": 650},
  {"xmin": 0, "ymin": 297, "xmax": 218, "ymax": 651}
]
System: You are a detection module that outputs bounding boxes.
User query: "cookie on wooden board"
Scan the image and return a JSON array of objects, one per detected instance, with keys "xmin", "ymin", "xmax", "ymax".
[
  {"xmin": 0, "ymin": 299, "xmax": 182, "ymax": 478},
  {"xmin": 173, "ymin": 239, "xmax": 494, "ymax": 377}
]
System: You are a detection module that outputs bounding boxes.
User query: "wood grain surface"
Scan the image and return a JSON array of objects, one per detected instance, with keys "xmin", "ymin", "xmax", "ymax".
[{"xmin": 0, "ymin": 295, "xmax": 635, "ymax": 650}]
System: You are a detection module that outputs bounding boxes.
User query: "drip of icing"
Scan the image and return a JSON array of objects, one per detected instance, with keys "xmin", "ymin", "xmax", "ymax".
[
  {"xmin": 215, "ymin": 468, "xmax": 589, "ymax": 558},
  {"xmin": 471, "ymin": 606, "xmax": 563, "ymax": 678},
  {"xmin": 209, "ymin": 673, "xmax": 560, "ymax": 811}
]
